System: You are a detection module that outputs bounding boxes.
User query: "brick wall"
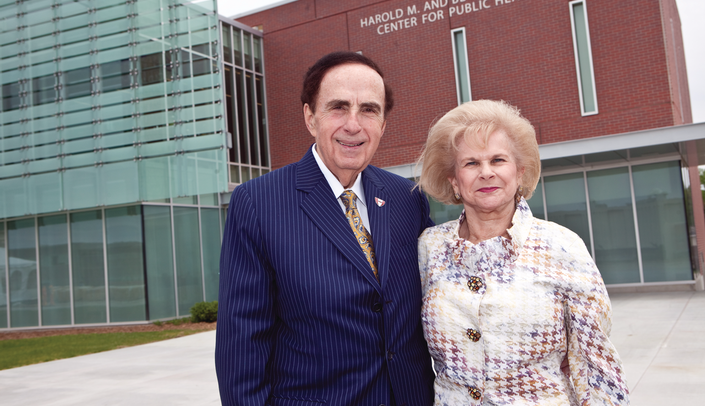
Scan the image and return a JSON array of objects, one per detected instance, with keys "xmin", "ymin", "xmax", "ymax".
[{"xmin": 239, "ymin": 0, "xmax": 690, "ymax": 169}]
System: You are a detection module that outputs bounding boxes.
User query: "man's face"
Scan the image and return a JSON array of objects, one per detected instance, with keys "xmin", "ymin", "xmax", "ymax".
[{"xmin": 304, "ymin": 63, "xmax": 386, "ymax": 188}]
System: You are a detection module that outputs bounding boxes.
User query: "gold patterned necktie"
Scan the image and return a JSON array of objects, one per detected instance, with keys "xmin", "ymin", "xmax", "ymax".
[{"xmin": 340, "ymin": 190, "xmax": 378, "ymax": 280}]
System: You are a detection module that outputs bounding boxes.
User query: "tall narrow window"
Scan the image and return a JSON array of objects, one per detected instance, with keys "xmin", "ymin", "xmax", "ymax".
[
  {"xmin": 451, "ymin": 28, "xmax": 471, "ymax": 105},
  {"xmin": 569, "ymin": 1, "xmax": 598, "ymax": 115}
]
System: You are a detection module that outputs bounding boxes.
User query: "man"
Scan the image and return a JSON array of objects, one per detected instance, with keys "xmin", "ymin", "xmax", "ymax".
[{"xmin": 216, "ymin": 51, "xmax": 435, "ymax": 406}]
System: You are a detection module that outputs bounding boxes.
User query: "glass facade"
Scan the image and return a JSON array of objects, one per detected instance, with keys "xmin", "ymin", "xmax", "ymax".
[
  {"xmin": 0, "ymin": 1, "xmax": 242, "ymax": 330},
  {"xmin": 426, "ymin": 148, "xmax": 695, "ymax": 286},
  {"xmin": 0, "ymin": 0, "xmax": 228, "ymax": 220},
  {"xmin": 569, "ymin": 0, "xmax": 598, "ymax": 115},
  {"xmin": 0, "ymin": 199, "xmax": 222, "ymax": 328},
  {"xmin": 451, "ymin": 28, "xmax": 471, "ymax": 105},
  {"xmin": 220, "ymin": 19, "xmax": 270, "ymax": 185}
]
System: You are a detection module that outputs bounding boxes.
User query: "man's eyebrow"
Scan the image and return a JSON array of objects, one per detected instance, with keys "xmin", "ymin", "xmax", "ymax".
[
  {"xmin": 324, "ymin": 99, "xmax": 350, "ymax": 109},
  {"xmin": 360, "ymin": 102, "xmax": 382, "ymax": 112}
]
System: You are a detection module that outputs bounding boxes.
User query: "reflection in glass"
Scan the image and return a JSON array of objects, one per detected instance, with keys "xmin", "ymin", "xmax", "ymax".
[
  {"xmin": 235, "ymin": 69, "xmax": 249, "ymax": 164},
  {"xmin": 0, "ymin": 222, "xmax": 6, "ymax": 328},
  {"xmin": 144, "ymin": 206, "xmax": 176, "ymax": 320},
  {"xmin": 173, "ymin": 207, "xmax": 203, "ymax": 316},
  {"xmin": 544, "ymin": 172, "xmax": 592, "ymax": 254},
  {"xmin": 222, "ymin": 25, "xmax": 232, "ymax": 64},
  {"xmin": 632, "ymin": 161, "xmax": 691, "ymax": 282},
  {"xmin": 201, "ymin": 208, "xmax": 221, "ymax": 302},
  {"xmin": 71, "ymin": 210, "xmax": 106, "ymax": 324},
  {"xmin": 105, "ymin": 206, "xmax": 146, "ymax": 322},
  {"xmin": 8, "ymin": 218, "xmax": 38, "ymax": 327},
  {"xmin": 38, "ymin": 215, "xmax": 71, "ymax": 326},
  {"xmin": 526, "ymin": 179, "xmax": 545, "ymax": 220},
  {"xmin": 233, "ymin": 28, "xmax": 242, "ymax": 66},
  {"xmin": 587, "ymin": 168, "xmax": 640, "ymax": 284}
]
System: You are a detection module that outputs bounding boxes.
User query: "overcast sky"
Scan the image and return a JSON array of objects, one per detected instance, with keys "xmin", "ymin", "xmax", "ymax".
[{"xmin": 218, "ymin": 0, "xmax": 705, "ymax": 124}]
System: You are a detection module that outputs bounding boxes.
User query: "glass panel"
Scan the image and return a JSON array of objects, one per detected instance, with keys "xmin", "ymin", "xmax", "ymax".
[
  {"xmin": 64, "ymin": 67, "xmax": 92, "ymax": 99},
  {"xmin": 233, "ymin": 28, "xmax": 242, "ymax": 67},
  {"xmin": 173, "ymin": 207, "xmax": 203, "ymax": 316},
  {"xmin": 173, "ymin": 195, "xmax": 198, "ymax": 205},
  {"xmin": 143, "ymin": 206, "xmax": 176, "ymax": 320},
  {"xmin": 572, "ymin": 2, "xmax": 596, "ymax": 114},
  {"xmin": 253, "ymin": 36, "xmax": 262, "ymax": 73},
  {"xmin": 453, "ymin": 29, "xmax": 470, "ymax": 104},
  {"xmin": 235, "ymin": 68, "xmax": 248, "ymax": 164},
  {"xmin": 544, "ymin": 172, "xmax": 592, "ymax": 254},
  {"xmin": 201, "ymin": 208, "xmax": 220, "ymax": 302},
  {"xmin": 199, "ymin": 193, "xmax": 218, "ymax": 206},
  {"xmin": 38, "ymin": 215, "xmax": 71, "ymax": 326},
  {"xmin": 526, "ymin": 179, "xmax": 545, "ymax": 220},
  {"xmin": 222, "ymin": 25, "xmax": 232, "ymax": 64},
  {"xmin": 105, "ymin": 206, "xmax": 146, "ymax": 322},
  {"xmin": 632, "ymin": 161, "xmax": 691, "ymax": 282},
  {"xmin": 587, "ymin": 168, "xmax": 640, "ymax": 284},
  {"xmin": 8, "ymin": 218, "xmax": 38, "ymax": 328},
  {"xmin": 141, "ymin": 52, "xmax": 164, "ymax": 85},
  {"xmin": 243, "ymin": 32, "xmax": 252, "ymax": 70},
  {"xmin": 225, "ymin": 66, "xmax": 238, "ymax": 163},
  {"xmin": 71, "ymin": 210, "xmax": 107, "ymax": 324},
  {"xmin": 3, "ymin": 82, "xmax": 21, "ymax": 111},
  {"xmin": 256, "ymin": 75, "xmax": 269, "ymax": 167},
  {"xmin": 0, "ymin": 223, "xmax": 6, "ymax": 328},
  {"xmin": 428, "ymin": 196, "xmax": 463, "ymax": 225},
  {"xmin": 542, "ymin": 156, "xmax": 583, "ymax": 171},
  {"xmin": 32, "ymin": 75, "xmax": 56, "ymax": 106},
  {"xmin": 101, "ymin": 59, "xmax": 131, "ymax": 93},
  {"xmin": 246, "ymin": 72, "xmax": 259, "ymax": 165},
  {"xmin": 229, "ymin": 165, "xmax": 240, "ymax": 184}
]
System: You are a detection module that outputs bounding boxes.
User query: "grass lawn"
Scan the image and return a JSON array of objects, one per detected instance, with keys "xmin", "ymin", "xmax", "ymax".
[{"xmin": 0, "ymin": 330, "xmax": 201, "ymax": 371}]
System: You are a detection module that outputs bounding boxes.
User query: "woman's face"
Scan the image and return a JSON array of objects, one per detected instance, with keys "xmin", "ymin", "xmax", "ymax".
[{"xmin": 449, "ymin": 130, "xmax": 524, "ymax": 216}]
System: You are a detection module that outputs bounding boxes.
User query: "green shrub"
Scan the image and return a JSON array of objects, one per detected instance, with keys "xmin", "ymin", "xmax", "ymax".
[{"xmin": 190, "ymin": 301, "xmax": 218, "ymax": 323}]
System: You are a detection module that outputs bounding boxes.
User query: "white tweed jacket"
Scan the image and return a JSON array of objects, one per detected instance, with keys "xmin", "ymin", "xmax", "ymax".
[{"xmin": 418, "ymin": 198, "xmax": 629, "ymax": 405}]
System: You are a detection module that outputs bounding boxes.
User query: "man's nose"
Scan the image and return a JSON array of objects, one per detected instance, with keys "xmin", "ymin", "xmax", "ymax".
[{"xmin": 343, "ymin": 111, "xmax": 362, "ymax": 134}]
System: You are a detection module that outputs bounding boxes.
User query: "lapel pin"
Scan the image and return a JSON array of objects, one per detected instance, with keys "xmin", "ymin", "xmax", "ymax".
[{"xmin": 375, "ymin": 197, "xmax": 385, "ymax": 207}]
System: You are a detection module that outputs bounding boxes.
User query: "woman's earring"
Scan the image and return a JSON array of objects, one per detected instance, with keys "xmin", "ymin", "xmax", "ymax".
[{"xmin": 454, "ymin": 192, "xmax": 460, "ymax": 200}]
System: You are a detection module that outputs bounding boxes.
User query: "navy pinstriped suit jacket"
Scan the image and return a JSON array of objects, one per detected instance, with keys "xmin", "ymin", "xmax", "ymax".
[{"xmin": 216, "ymin": 147, "xmax": 435, "ymax": 406}]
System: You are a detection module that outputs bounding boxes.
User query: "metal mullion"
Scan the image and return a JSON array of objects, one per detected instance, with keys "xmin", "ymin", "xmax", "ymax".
[
  {"xmin": 198, "ymin": 206, "xmax": 206, "ymax": 301},
  {"xmin": 540, "ymin": 176, "xmax": 548, "ymax": 220},
  {"xmin": 170, "ymin": 205, "xmax": 180, "ymax": 316},
  {"xmin": 4, "ymin": 222, "xmax": 10, "ymax": 327},
  {"xmin": 583, "ymin": 171, "xmax": 596, "ymax": 259},
  {"xmin": 34, "ymin": 216, "xmax": 42, "ymax": 326},
  {"xmin": 628, "ymin": 164, "xmax": 645, "ymax": 283},
  {"xmin": 101, "ymin": 208, "xmax": 110, "ymax": 323},
  {"xmin": 66, "ymin": 213, "xmax": 75, "ymax": 325}
]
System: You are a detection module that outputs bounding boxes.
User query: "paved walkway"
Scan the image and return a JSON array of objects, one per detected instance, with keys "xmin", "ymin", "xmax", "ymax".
[{"xmin": 0, "ymin": 291, "xmax": 703, "ymax": 405}]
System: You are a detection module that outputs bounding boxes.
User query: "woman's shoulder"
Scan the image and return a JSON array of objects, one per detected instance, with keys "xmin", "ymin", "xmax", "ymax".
[
  {"xmin": 530, "ymin": 217, "xmax": 583, "ymax": 246},
  {"xmin": 420, "ymin": 219, "xmax": 459, "ymax": 243}
]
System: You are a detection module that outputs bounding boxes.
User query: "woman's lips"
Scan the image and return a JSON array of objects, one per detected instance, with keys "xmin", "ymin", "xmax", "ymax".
[{"xmin": 477, "ymin": 187, "xmax": 499, "ymax": 193}]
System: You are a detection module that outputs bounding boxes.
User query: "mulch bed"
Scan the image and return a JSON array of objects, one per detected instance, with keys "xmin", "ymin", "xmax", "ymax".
[{"xmin": 0, "ymin": 321, "xmax": 216, "ymax": 341}]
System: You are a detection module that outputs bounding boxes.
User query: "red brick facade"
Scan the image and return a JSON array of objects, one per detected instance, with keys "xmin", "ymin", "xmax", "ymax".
[{"xmin": 239, "ymin": 0, "xmax": 691, "ymax": 170}]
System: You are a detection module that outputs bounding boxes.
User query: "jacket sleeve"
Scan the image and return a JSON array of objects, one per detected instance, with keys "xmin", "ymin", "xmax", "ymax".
[
  {"xmin": 563, "ymin": 238, "xmax": 630, "ymax": 405},
  {"xmin": 215, "ymin": 186, "xmax": 277, "ymax": 405}
]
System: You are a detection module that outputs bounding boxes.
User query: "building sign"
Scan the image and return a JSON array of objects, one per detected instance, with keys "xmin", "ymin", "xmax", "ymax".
[{"xmin": 360, "ymin": 0, "xmax": 520, "ymax": 35}]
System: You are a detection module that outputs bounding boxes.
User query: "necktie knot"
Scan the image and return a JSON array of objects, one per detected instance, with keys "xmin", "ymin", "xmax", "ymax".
[{"xmin": 340, "ymin": 190, "xmax": 357, "ymax": 211}]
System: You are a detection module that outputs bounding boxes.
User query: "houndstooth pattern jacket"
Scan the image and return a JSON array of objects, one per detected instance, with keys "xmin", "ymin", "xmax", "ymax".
[{"xmin": 418, "ymin": 198, "xmax": 630, "ymax": 405}]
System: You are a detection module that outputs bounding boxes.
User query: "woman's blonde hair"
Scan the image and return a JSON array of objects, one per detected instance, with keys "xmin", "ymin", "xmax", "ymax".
[{"xmin": 418, "ymin": 100, "xmax": 540, "ymax": 205}]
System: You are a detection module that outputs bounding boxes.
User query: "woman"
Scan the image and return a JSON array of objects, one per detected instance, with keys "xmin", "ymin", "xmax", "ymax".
[{"xmin": 417, "ymin": 100, "xmax": 629, "ymax": 405}]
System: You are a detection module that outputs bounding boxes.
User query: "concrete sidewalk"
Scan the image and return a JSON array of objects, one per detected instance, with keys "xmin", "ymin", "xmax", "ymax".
[{"xmin": 0, "ymin": 291, "xmax": 703, "ymax": 405}]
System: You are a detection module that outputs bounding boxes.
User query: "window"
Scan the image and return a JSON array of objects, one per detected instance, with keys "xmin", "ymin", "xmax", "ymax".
[
  {"xmin": 2, "ymin": 82, "xmax": 21, "ymax": 112},
  {"xmin": 569, "ymin": 0, "xmax": 598, "ymax": 115},
  {"xmin": 451, "ymin": 27, "xmax": 471, "ymax": 105},
  {"xmin": 32, "ymin": 75, "xmax": 56, "ymax": 106},
  {"xmin": 101, "ymin": 59, "xmax": 131, "ymax": 93},
  {"xmin": 141, "ymin": 53, "xmax": 164, "ymax": 86},
  {"xmin": 64, "ymin": 67, "xmax": 92, "ymax": 99}
]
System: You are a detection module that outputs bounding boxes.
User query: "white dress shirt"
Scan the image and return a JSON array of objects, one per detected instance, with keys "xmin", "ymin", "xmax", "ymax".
[{"xmin": 312, "ymin": 144, "xmax": 371, "ymax": 233}]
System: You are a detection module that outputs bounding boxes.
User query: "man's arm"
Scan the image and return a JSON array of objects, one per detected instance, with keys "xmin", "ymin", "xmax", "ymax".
[{"xmin": 215, "ymin": 186, "xmax": 277, "ymax": 405}]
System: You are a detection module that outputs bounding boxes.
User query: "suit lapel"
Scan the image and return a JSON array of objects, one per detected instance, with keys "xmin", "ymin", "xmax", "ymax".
[
  {"xmin": 363, "ymin": 168, "xmax": 390, "ymax": 289},
  {"xmin": 297, "ymin": 149, "xmax": 381, "ymax": 291}
]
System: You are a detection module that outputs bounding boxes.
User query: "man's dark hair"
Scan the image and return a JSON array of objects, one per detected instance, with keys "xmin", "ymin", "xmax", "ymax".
[{"xmin": 301, "ymin": 51, "xmax": 394, "ymax": 117}]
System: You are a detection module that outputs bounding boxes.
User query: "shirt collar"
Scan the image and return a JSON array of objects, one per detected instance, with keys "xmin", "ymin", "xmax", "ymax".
[{"xmin": 312, "ymin": 144, "xmax": 366, "ymax": 206}]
